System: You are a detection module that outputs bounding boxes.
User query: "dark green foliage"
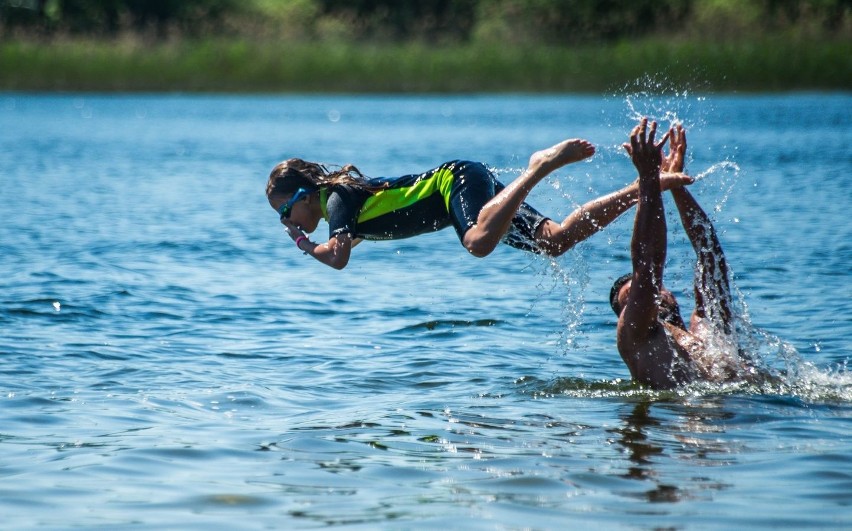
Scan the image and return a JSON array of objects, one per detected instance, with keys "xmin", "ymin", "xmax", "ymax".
[
  {"xmin": 315, "ymin": 0, "xmax": 477, "ymax": 41},
  {"xmin": 1, "ymin": 0, "xmax": 849, "ymax": 41},
  {"xmin": 0, "ymin": 0, "xmax": 848, "ymax": 92},
  {"xmin": 474, "ymin": 0, "xmax": 694, "ymax": 43},
  {"xmin": 1, "ymin": 0, "xmax": 240, "ymax": 35}
]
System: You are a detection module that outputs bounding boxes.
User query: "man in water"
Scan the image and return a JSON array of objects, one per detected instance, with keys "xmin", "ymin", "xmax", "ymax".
[{"xmin": 611, "ymin": 120, "xmax": 753, "ymax": 389}]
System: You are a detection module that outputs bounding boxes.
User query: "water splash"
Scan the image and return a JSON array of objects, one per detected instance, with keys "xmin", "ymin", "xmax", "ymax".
[
  {"xmin": 546, "ymin": 253, "xmax": 589, "ymax": 354},
  {"xmin": 610, "ymin": 73, "xmax": 711, "ymax": 132},
  {"xmin": 596, "ymin": 73, "xmax": 716, "ymax": 177},
  {"xmin": 692, "ymin": 160, "xmax": 740, "ymax": 182},
  {"xmin": 690, "ymin": 160, "xmax": 741, "ymax": 216},
  {"xmin": 544, "ymin": 287, "xmax": 852, "ymax": 402},
  {"xmin": 542, "ymin": 351, "xmax": 851, "ymax": 402},
  {"xmin": 732, "ymin": 306, "xmax": 852, "ymax": 403}
]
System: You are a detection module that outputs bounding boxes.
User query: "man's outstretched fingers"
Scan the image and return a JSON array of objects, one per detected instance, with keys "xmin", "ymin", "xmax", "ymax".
[
  {"xmin": 630, "ymin": 123, "xmax": 642, "ymax": 153},
  {"xmin": 656, "ymin": 129, "xmax": 671, "ymax": 151}
]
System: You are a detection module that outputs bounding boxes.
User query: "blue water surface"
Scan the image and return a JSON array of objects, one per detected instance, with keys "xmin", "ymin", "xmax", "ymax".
[{"xmin": 1, "ymin": 91, "xmax": 850, "ymax": 529}]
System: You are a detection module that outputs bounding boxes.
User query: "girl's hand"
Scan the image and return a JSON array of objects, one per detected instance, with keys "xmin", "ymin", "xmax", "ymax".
[
  {"xmin": 281, "ymin": 218, "xmax": 306, "ymax": 243},
  {"xmin": 280, "ymin": 213, "xmax": 352, "ymax": 270}
]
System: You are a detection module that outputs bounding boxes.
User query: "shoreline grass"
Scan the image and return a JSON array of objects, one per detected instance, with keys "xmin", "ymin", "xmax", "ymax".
[{"xmin": 1, "ymin": 37, "xmax": 849, "ymax": 93}]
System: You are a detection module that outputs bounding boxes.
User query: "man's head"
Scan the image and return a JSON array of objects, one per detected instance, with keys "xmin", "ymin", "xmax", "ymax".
[
  {"xmin": 609, "ymin": 274, "xmax": 685, "ymax": 327},
  {"xmin": 609, "ymin": 273, "xmax": 632, "ymax": 316}
]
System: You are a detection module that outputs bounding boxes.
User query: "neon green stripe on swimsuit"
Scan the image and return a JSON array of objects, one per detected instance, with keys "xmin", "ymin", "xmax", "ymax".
[
  {"xmin": 319, "ymin": 161, "xmax": 532, "ymax": 243},
  {"xmin": 358, "ymin": 167, "xmax": 455, "ymax": 222}
]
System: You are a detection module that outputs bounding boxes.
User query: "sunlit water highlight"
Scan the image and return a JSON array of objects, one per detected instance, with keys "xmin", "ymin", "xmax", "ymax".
[{"xmin": 1, "ymin": 92, "xmax": 850, "ymax": 529}]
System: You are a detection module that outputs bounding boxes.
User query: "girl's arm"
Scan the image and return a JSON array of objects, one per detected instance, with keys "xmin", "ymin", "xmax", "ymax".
[
  {"xmin": 552, "ymin": 171, "xmax": 692, "ymax": 252},
  {"xmin": 300, "ymin": 233, "xmax": 354, "ymax": 270},
  {"xmin": 282, "ymin": 219, "xmax": 354, "ymax": 270}
]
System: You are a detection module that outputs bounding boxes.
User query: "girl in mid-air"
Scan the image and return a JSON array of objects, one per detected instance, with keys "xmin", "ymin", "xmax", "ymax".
[{"xmin": 266, "ymin": 137, "xmax": 691, "ymax": 269}]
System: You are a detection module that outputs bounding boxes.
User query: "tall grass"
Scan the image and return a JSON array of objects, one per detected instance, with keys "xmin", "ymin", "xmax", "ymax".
[{"xmin": 1, "ymin": 36, "xmax": 849, "ymax": 93}]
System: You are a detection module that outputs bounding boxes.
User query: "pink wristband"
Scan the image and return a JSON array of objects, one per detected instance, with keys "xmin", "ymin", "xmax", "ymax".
[{"xmin": 295, "ymin": 236, "xmax": 308, "ymax": 250}]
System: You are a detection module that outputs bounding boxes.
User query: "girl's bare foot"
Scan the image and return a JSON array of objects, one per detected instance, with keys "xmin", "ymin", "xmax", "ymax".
[{"xmin": 528, "ymin": 138, "xmax": 595, "ymax": 178}]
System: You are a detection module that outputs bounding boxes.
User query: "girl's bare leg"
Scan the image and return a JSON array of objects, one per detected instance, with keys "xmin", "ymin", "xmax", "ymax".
[{"xmin": 462, "ymin": 138, "xmax": 595, "ymax": 257}]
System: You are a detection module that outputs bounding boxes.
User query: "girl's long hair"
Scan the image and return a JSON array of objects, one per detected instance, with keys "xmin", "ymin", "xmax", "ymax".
[{"xmin": 266, "ymin": 158, "xmax": 386, "ymax": 200}]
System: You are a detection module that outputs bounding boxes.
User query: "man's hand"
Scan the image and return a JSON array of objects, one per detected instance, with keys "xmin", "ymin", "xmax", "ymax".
[
  {"xmin": 623, "ymin": 118, "xmax": 668, "ymax": 177},
  {"xmin": 661, "ymin": 124, "xmax": 687, "ymax": 174}
]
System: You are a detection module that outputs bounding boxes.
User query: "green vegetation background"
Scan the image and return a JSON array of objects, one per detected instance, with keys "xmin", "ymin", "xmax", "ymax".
[{"xmin": 1, "ymin": 0, "xmax": 849, "ymax": 92}]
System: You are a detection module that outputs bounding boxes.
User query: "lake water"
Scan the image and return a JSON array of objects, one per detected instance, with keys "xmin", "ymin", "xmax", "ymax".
[{"xmin": 1, "ymin": 91, "xmax": 850, "ymax": 529}]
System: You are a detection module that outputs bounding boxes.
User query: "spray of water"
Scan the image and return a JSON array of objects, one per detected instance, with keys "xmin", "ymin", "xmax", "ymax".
[
  {"xmin": 731, "ymin": 292, "xmax": 852, "ymax": 402},
  {"xmin": 694, "ymin": 162, "xmax": 850, "ymax": 401}
]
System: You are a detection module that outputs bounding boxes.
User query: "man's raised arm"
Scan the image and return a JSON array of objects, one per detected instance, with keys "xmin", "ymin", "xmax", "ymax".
[
  {"xmin": 665, "ymin": 126, "xmax": 733, "ymax": 331},
  {"xmin": 671, "ymin": 186, "xmax": 733, "ymax": 331},
  {"xmin": 620, "ymin": 119, "xmax": 669, "ymax": 341}
]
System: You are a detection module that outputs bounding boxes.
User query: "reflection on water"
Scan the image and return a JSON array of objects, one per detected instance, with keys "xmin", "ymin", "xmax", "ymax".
[
  {"xmin": 613, "ymin": 401, "xmax": 665, "ymax": 481},
  {"xmin": 610, "ymin": 399, "xmax": 735, "ymax": 504}
]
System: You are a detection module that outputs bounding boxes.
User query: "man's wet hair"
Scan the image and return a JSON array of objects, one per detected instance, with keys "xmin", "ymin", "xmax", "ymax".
[{"xmin": 609, "ymin": 273, "xmax": 633, "ymax": 316}]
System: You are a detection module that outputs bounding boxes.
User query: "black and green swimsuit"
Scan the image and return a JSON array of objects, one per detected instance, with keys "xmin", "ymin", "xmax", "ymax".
[{"xmin": 320, "ymin": 160, "xmax": 547, "ymax": 253}]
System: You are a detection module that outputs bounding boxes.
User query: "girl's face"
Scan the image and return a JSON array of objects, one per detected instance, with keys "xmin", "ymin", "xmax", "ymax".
[
  {"xmin": 270, "ymin": 192, "xmax": 321, "ymax": 233},
  {"xmin": 287, "ymin": 195, "xmax": 320, "ymax": 233}
]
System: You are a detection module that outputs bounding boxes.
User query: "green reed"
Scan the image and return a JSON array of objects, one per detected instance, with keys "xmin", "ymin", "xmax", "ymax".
[{"xmin": 1, "ymin": 37, "xmax": 848, "ymax": 93}]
